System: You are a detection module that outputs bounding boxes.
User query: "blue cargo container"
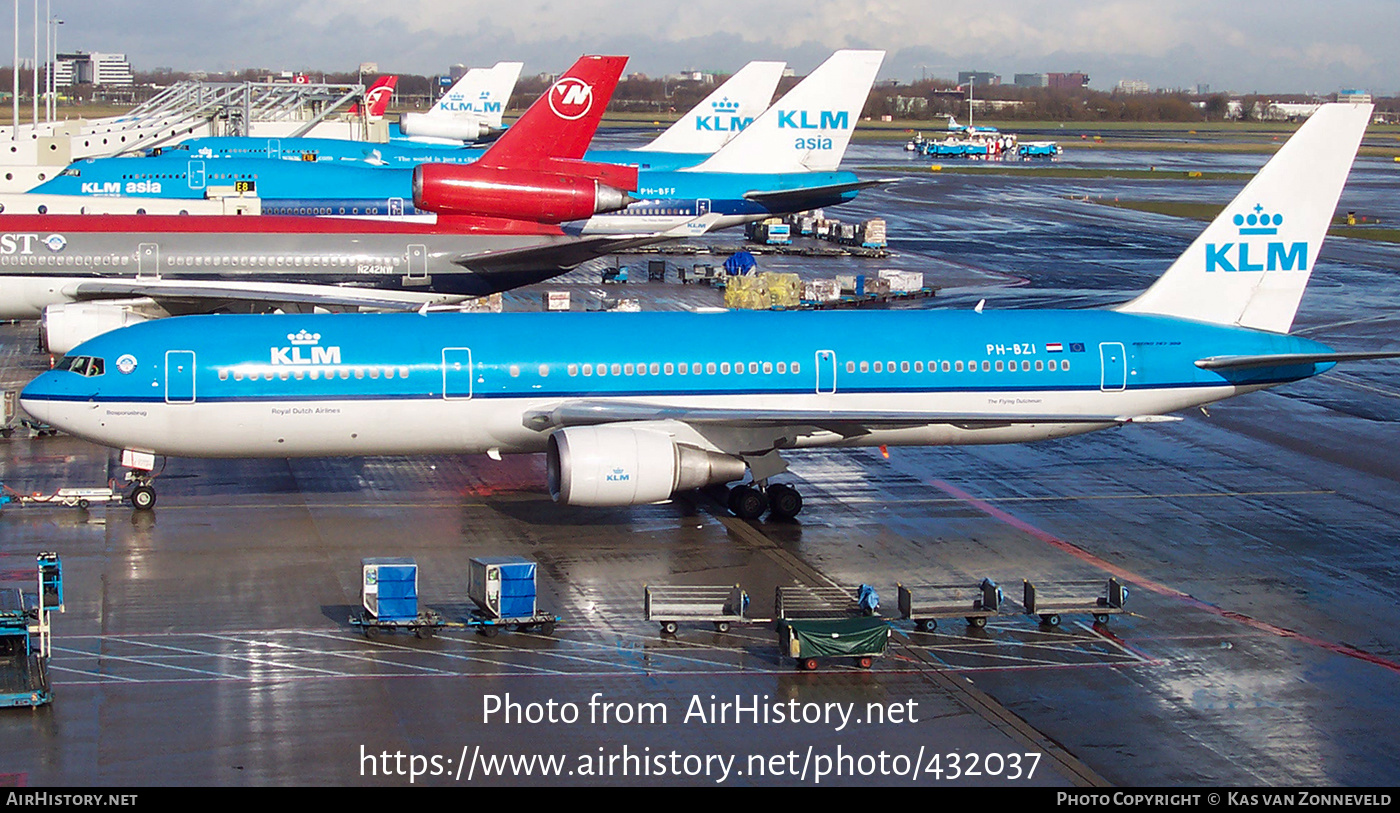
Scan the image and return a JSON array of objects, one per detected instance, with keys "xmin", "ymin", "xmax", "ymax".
[
  {"xmin": 469, "ymin": 556, "xmax": 538, "ymax": 619},
  {"xmin": 362, "ymin": 557, "xmax": 419, "ymax": 622}
]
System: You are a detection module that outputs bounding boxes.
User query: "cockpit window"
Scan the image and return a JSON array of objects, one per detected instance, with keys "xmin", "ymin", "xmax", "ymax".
[
  {"xmin": 57, "ymin": 355, "xmax": 104, "ymax": 376},
  {"xmin": 60, "ymin": 167, "xmax": 80, "ymax": 177}
]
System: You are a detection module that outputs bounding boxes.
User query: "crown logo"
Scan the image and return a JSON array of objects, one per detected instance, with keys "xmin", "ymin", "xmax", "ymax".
[
  {"xmin": 288, "ymin": 330, "xmax": 321, "ymax": 345},
  {"xmin": 478, "ymin": 90, "xmax": 491, "ymax": 99},
  {"xmin": 711, "ymin": 97, "xmax": 741, "ymax": 113},
  {"xmin": 1233, "ymin": 204, "xmax": 1282, "ymax": 236}
]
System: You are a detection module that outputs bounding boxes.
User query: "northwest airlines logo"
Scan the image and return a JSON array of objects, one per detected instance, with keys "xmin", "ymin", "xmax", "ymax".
[
  {"xmin": 271, "ymin": 330, "xmax": 342, "ymax": 365},
  {"xmin": 548, "ymin": 78, "xmax": 594, "ymax": 120},
  {"xmin": 695, "ymin": 97, "xmax": 752, "ymax": 132},
  {"xmin": 1205, "ymin": 204, "xmax": 1307, "ymax": 273}
]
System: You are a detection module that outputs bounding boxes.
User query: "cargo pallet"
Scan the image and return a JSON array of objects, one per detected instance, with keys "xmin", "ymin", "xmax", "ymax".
[
  {"xmin": 897, "ymin": 578, "xmax": 1003, "ymax": 631},
  {"xmin": 1022, "ymin": 578, "xmax": 1129, "ymax": 627},
  {"xmin": 645, "ymin": 584, "xmax": 754, "ymax": 635}
]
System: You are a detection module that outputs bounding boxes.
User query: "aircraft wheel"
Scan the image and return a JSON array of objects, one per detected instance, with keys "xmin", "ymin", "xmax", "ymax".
[
  {"xmin": 766, "ymin": 484, "xmax": 803, "ymax": 519},
  {"xmin": 130, "ymin": 485, "xmax": 156, "ymax": 511},
  {"xmin": 727, "ymin": 485, "xmax": 768, "ymax": 520}
]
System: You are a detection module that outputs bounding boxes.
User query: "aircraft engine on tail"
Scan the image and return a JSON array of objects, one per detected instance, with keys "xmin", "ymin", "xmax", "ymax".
[
  {"xmin": 398, "ymin": 113, "xmax": 492, "ymax": 143},
  {"xmin": 547, "ymin": 426, "xmax": 746, "ymax": 506},
  {"xmin": 413, "ymin": 162, "xmax": 635, "ymax": 224}
]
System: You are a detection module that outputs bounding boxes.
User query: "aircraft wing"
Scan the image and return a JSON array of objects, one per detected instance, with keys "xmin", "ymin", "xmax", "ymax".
[
  {"xmin": 451, "ymin": 232, "xmax": 689, "ymax": 274},
  {"xmin": 1196, "ymin": 351, "xmax": 1400, "ymax": 370},
  {"xmin": 523, "ymin": 399, "xmax": 1175, "ymax": 436},
  {"xmin": 742, "ymin": 179, "xmax": 897, "ymax": 212},
  {"xmin": 65, "ymin": 279, "xmax": 466, "ymax": 312}
]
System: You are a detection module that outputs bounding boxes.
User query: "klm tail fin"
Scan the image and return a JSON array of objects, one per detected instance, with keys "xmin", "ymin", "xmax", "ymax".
[
  {"xmin": 1117, "ymin": 103, "xmax": 1372, "ymax": 334},
  {"xmin": 428, "ymin": 61, "xmax": 523, "ymax": 123},
  {"xmin": 636, "ymin": 61, "xmax": 785, "ymax": 154},
  {"xmin": 687, "ymin": 50, "xmax": 884, "ymax": 174}
]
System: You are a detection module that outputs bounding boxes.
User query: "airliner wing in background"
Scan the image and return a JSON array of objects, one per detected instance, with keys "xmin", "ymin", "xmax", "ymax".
[
  {"xmin": 454, "ymin": 216, "xmax": 724, "ymax": 273},
  {"xmin": 58, "ymin": 278, "xmax": 464, "ymax": 312}
]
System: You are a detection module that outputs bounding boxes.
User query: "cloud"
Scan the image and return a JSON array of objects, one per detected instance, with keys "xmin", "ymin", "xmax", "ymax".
[{"xmin": 54, "ymin": 0, "xmax": 1399, "ymax": 93}]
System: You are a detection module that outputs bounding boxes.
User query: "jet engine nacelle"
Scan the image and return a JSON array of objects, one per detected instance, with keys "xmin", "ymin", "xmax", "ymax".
[
  {"xmin": 413, "ymin": 163, "xmax": 633, "ymax": 223},
  {"xmin": 398, "ymin": 112, "xmax": 490, "ymax": 143},
  {"xmin": 547, "ymin": 426, "xmax": 747, "ymax": 507},
  {"xmin": 42, "ymin": 302, "xmax": 156, "ymax": 355}
]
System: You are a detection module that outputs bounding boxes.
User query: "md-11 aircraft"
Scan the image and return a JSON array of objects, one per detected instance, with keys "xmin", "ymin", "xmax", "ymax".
[
  {"xmin": 169, "ymin": 60, "xmax": 786, "ymax": 172},
  {"xmin": 24, "ymin": 105, "xmax": 1388, "ymax": 514}
]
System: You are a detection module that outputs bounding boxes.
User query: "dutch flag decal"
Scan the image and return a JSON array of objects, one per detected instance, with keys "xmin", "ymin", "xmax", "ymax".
[{"xmin": 1046, "ymin": 343, "xmax": 1063, "ymax": 353}]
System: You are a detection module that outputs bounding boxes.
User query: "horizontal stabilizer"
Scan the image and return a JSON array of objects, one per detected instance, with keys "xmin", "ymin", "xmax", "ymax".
[
  {"xmin": 742, "ymin": 178, "xmax": 896, "ymax": 211},
  {"xmin": 524, "ymin": 399, "xmax": 1155, "ymax": 435},
  {"xmin": 1196, "ymin": 351, "xmax": 1400, "ymax": 371}
]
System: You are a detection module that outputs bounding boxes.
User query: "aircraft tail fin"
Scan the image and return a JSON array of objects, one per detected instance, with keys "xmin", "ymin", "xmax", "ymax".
[
  {"xmin": 636, "ymin": 61, "xmax": 785, "ymax": 154},
  {"xmin": 348, "ymin": 75, "xmax": 397, "ymax": 118},
  {"xmin": 427, "ymin": 61, "xmax": 523, "ymax": 124},
  {"xmin": 687, "ymin": 50, "xmax": 884, "ymax": 174},
  {"xmin": 1117, "ymin": 102, "xmax": 1372, "ymax": 334},
  {"xmin": 476, "ymin": 55, "xmax": 626, "ymax": 168}
]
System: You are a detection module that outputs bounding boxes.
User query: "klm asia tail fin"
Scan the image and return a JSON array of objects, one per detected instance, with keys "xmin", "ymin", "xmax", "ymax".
[
  {"xmin": 687, "ymin": 50, "xmax": 884, "ymax": 174},
  {"xmin": 1118, "ymin": 102, "xmax": 1372, "ymax": 334},
  {"xmin": 636, "ymin": 61, "xmax": 785, "ymax": 154}
]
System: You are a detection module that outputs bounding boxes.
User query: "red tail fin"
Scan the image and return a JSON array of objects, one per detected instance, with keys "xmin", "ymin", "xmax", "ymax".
[
  {"xmin": 476, "ymin": 55, "xmax": 626, "ymax": 169},
  {"xmin": 348, "ymin": 76, "xmax": 398, "ymax": 117}
]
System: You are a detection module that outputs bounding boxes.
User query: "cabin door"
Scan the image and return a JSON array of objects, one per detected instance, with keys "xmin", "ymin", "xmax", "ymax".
[
  {"xmin": 165, "ymin": 351, "xmax": 196, "ymax": 404},
  {"xmin": 815, "ymin": 349, "xmax": 837, "ymax": 394},
  {"xmin": 442, "ymin": 348, "xmax": 473, "ymax": 400},
  {"xmin": 1100, "ymin": 342, "xmax": 1126, "ymax": 392},
  {"xmin": 187, "ymin": 160, "xmax": 205, "ymax": 191}
]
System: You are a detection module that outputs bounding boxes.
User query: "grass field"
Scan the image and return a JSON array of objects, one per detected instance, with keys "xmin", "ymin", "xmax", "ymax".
[{"xmin": 1091, "ymin": 199, "xmax": 1400, "ymax": 243}]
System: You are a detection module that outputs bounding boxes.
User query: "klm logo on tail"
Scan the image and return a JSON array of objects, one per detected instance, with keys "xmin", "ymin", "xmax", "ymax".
[
  {"xmin": 778, "ymin": 110, "xmax": 849, "ymax": 151},
  {"xmin": 776, "ymin": 110, "xmax": 850, "ymax": 130},
  {"xmin": 1206, "ymin": 205, "xmax": 1307, "ymax": 273},
  {"xmin": 695, "ymin": 97, "xmax": 752, "ymax": 132},
  {"xmin": 441, "ymin": 91, "xmax": 502, "ymax": 115}
]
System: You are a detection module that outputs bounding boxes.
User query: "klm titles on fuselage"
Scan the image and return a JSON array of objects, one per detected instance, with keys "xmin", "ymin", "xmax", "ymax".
[
  {"xmin": 80, "ymin": 181, "xmax": 161, "ymax": 195},
  {"xmin": 271, "ymin": 332, "xmax": 342, "ymax": 365}
]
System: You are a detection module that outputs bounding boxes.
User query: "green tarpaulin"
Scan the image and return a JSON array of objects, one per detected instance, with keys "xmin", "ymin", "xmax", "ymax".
[{"xmin": 778, "ymin": 617, "xmax": 890, "ymax": 659}]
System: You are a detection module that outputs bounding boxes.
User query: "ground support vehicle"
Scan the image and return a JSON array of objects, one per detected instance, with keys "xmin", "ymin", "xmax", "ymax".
[
  {"xmin": 1022, "ymin": 578, "xmax": 1129, "ymax": 627},
  {"xmin": 898, "ymin": 578, "xmax": 1004, "ymax": 631}
]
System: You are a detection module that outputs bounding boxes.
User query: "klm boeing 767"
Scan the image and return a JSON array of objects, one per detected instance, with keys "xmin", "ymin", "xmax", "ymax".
[{"xmin": 21, "ymin": 104, "xmax": 1396, "ymax": 516}]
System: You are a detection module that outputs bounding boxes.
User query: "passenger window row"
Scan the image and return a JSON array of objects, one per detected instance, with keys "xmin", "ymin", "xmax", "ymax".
[
  {"xmin": 219, "ymin": 366, "xmax": 410, "ymax": 382},
  {"xmin": 845, "ymin": 358, "xmax": 1070, "ymax": 373}
]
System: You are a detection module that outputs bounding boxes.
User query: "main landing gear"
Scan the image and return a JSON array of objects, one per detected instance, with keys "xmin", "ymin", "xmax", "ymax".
[{"xmin": 726, "ymin": 482, "xmax": 803, "ymax": 521}]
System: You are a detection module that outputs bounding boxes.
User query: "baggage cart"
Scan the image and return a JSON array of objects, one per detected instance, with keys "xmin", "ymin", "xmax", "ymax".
[
  {"xmin": 777, "ymin": 617, "xmax": 890, "ymax": 671},
  {"xmin": 898, "ymin": 578, "xmax": 1003, "ymax": 631},
  {"xmin": 775, "ymin": 583, "xmax": 879, "ymax": 622},
  {"xmin": 644, "ymin": 584, "xmax": 752, "ymax": 635},
  {"xmin": 1022, "ymin": 578, "xmax": 1129, "ymax": 627}
]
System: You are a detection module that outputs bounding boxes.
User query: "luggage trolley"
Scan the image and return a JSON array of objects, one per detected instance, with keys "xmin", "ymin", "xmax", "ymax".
[
  {"xmin": 898, "ymin": 578, "xmax": 1003, "ymax": 631},
  {"xmin": 1022, "ymin": 578, "xmax": 1130, "ymax": 627}
]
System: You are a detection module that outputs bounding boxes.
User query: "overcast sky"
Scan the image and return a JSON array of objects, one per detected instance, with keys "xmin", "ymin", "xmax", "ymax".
[{"xmin": 41, "ymin": 1, "xmax": 1398, "ymax": 95}]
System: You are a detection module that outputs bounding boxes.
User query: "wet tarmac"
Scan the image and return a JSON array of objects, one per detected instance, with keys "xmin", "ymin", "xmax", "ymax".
[{"xmin": 1, "ymin": 136, "xmax": 1398, "ymax": 786}]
